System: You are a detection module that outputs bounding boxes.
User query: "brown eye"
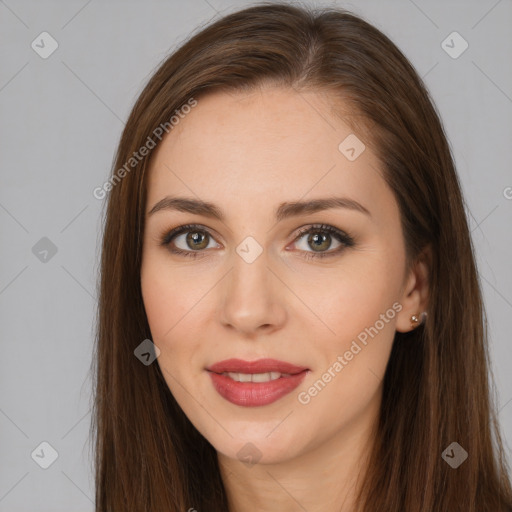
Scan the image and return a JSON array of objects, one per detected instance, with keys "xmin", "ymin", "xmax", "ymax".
[
  {"xmin": 291, "ymin": 224, "xmax": 355, "ymax": 259},
  {"xmin": 185, "ymin": 230, "xmax": 210, "ymax": 250},
  {"xmin": 160, "ymin": 224, "xmax": 220, "ymax": 258},
  {"xmin": 307, "ymin": 232, "xmax": 333, "ymax": 252}
]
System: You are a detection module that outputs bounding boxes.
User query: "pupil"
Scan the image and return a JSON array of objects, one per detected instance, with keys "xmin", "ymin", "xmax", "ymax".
[
  {"xmin": 188, "ymin": 231, "xmax": 206, "ymax": 249},
  {"xmin": 309, "ymin": 232, "xmax": 330, "ymax": 251}
]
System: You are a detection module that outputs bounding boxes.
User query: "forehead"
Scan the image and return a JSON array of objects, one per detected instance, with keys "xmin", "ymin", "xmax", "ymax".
[{"xmin": 145, "ymin": 87, "xmax": 392, "ymax": 220}]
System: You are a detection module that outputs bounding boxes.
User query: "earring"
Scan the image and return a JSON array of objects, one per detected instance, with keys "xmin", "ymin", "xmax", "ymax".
[{"xmin": 410, "ymin": 312, "xmax": 427, "ymax": 329}]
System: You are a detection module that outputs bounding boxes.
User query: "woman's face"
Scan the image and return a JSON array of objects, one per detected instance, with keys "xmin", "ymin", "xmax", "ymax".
[{"xmin": 141, "ymin": 87, "xmax": 420, "ymax": 465}]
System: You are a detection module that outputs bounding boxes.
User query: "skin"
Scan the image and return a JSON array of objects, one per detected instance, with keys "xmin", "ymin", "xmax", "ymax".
[{"xmin": 140, "ymin": 86, "xmax": 429, "ymax": 512}]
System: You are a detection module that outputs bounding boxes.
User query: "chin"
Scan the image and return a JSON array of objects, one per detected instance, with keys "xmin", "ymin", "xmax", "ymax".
[{"xmin": 200, "ymin": 420, "xmax": 308, "ymax": 466}]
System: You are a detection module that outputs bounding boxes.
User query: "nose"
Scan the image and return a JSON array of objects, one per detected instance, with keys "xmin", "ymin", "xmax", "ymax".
[{"xmin": 218, "ymin": 249, "xmax": 287, "ymax": 337}]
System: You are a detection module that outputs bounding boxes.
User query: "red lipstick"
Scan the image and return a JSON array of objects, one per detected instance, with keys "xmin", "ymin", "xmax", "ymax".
[{"xmin": 206, "ymin": 358, "xmax": 309, "ymax": 407}]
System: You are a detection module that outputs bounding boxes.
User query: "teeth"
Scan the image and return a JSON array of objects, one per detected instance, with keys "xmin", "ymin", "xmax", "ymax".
[{"xmin": 222, "ymin": 371, "xmax": 290, "ymax": 382}]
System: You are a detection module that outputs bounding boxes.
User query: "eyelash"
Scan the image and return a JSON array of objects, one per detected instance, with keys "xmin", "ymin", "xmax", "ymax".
[{"xmin": 159, "ymin": 223, "xmax": 355, "ymax": 260}]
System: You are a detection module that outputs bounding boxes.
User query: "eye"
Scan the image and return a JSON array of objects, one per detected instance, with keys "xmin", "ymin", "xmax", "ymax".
[
  {"xmin": 159, "ymin": 223, "xmax": 355, "ymax": 260},
  {"xmin": 159, "ymin": 224, "xmax": 220, "ymax": 258},
  {"xmin": 290, "ymin": 224, "xmax": 355, "ymax": 260}
]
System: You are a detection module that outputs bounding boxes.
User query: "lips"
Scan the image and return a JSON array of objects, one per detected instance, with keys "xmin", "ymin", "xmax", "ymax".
[
  {"xmin": 206, "ymin": 358, "xmax": 310, "ymax": 407},
  {"xmin": 206, "ymin": 358, "xmax": 308, "ymax": 375}
]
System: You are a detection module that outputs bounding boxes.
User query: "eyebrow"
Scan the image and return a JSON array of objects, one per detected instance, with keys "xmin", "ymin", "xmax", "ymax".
[{"xmin": 147, "ymin": 196, "xmax": 371, "ymax": 221}]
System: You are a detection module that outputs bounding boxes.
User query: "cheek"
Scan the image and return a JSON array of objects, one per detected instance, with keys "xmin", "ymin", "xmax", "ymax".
[
  {"xmin": 141, "ymin": 275, "xmax": 174, "ymax": 341},
  {"xmin": 140, "ymin": 256, "xmax": 221, "ymax": 394},
  {"xmin": 140, "ymin": 260, "xmax": 198, "ymax": 354},
  {"xmin": 141, "ymin": 250, "xmax": 206, "ymax": 337},
  {"xmin": 296, "ymin": 268, "xmax": 398, "ymax": 428},
  {"xmin": 140, "ymin": 272, "xmax": 197, "ymax": 402},
  {"xmin": 294, "ymin": 251, "xmax": 402, "ymax": 402},
  {"xmin": 300, "ymin": 256, "xmax": 402, "ymax": 339}
]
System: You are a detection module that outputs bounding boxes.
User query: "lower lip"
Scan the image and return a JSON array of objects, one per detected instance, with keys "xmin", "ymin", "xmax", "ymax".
[{"xmin": 208, "ymin": 370, "xmax": 308, "ymax": 407}]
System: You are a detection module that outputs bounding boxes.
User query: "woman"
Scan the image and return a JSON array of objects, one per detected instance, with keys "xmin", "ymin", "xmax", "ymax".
[{"xmin": 91, "ymin": 2, "xmax": 512, "ymax": 510}]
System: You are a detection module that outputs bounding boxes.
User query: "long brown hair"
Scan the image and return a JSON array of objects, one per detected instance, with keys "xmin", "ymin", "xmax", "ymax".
[{"xmin": 90, "ymin": 3, "xmax": 512, "ymax": 510}]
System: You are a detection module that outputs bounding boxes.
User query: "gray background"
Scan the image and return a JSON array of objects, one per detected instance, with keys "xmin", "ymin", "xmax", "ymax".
[{"xmin": 0, "ymin": 0, "xmax": 511, "ymax": 510}]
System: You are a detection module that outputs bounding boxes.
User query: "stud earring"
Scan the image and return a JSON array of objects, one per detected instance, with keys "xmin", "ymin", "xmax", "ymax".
[
  {"xmin": 410, "ymin": 314, "xmax": 420, "ymax": 328},
  {"xmin": 410, "ymin": 312, "xmax": 427, "ymax": 329}
]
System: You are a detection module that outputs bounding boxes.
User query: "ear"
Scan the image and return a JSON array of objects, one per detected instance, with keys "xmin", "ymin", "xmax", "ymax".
[{"xmin": 395, "ymin": 245, "xmax": 431, "ymax": 333}]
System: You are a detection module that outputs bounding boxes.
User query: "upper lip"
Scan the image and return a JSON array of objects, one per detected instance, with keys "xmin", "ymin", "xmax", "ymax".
[{"xmin": 206, "ymin": 358, "xmax": 309, "ymax": 375}]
